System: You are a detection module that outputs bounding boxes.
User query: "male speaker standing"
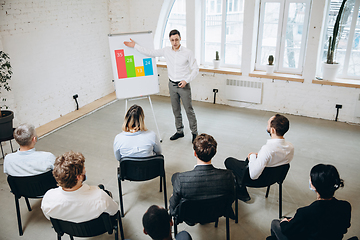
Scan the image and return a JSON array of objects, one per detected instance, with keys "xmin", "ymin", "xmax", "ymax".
[{"xmin": 124, "ymin": 29, "xmax": 199, "ymax": 142}]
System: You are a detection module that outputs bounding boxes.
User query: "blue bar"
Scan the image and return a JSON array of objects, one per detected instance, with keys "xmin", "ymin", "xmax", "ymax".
[{"xmin": 143, "ymin": 58, "xmax": 153, "ymax": 76}]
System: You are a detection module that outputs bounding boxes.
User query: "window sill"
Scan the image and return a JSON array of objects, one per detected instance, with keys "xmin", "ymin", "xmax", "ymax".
[
  {"xmin": 249, "ymin": 71, "xmax": 304, "ymax": 83},
  {"xmin": 156, "ymin": 62, "xmax": 242, "ymax": 76},
  {"xmin": 312, "ymin": 78, "xmax": 360, "ymax": 89}
]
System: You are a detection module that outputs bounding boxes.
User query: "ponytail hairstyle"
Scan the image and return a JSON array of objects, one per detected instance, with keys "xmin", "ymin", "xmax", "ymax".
[
  {"xmin": 122, "ymin": 104, "xmax": 147, "ymax": 132},
  {"xmin": 310, "ymin": 164, "xmax": 344, "ymax": 199}
]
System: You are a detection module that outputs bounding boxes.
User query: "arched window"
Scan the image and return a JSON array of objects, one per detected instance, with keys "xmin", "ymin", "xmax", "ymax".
[
  {"xmin": 162, "ymin": 0, "xmax": 187, "ymax": 48},
  {"xmin": 156, "ymin": 0, "xmax": 244, "ymax": 68}
]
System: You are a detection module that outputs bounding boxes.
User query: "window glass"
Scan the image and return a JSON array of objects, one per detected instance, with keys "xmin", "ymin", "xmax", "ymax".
[
  {"xmin": 259, "ymin": 2, "xmax": 281, "ymax": 66},
  {"xmin": 162, "ymin": 0, "xmax": 187, "ymax": 48},
  {"xmin": 256, "ymin": 0, "xmax": 310, "ymax": 74},
  {"xmin": 204, "ymin": 0, "xmax": 222, "ymax": 63},
  {"xmin": 224, "ymin": 0, "xmax": 244, "ymax": 65},
  {"xmin": 282, "ymin": 2, "xmax": 307, "ymax": 69},
  {"xmin": 320, "ymin": 0, "xmax": 358, "ymax": 78},
  {"xmin": 348, "ymin": 4, "xmax": 360, "ymax": 76}
]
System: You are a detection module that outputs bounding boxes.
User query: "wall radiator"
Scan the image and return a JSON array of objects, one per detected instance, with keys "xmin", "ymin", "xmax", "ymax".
[{"xmin": 225, "ymin": 79, "xmax": 263, "ymax": 104}]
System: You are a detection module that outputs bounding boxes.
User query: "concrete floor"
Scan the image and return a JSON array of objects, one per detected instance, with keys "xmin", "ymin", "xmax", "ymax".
[{"xmin": 0, "ymin": 95, "xmax": 359, "ymax": 240}]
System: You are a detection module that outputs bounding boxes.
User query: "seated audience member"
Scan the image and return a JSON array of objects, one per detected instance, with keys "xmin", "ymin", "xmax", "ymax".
[
  {"xmin": 41, "ymin": 151, "xmax": 118, "ymax": 222},
  {"xmin": 268, "ymin": 164, "xmax": 351, "ymax": 240},
  {"xmin": 169, "ymin": 133, "xmax": 235, "ymax": 216},
  {"xmin": 3, "ymin": 123, "xmax": 55, "ymax": 176},
  {"xmin": 143, "ymin": 205, "xmax": 192, "ymax": 240},
  {"xmin": 113, "ymin": 104, "xmax": 162, "ymax": 160},
  {"xmin": 225, "ymin": 114, "xmax": 294, "ymax": 201}
]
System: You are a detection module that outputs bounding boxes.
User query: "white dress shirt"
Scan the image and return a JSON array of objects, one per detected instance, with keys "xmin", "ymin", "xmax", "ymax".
[
  {"xmin": 248, "ymin": 139, "xmax": 294, "ymax": 180},
  {"xmin": 134, "ymin": 44, "xmax": 199, "ymax": 83},
  {"xmin": 41, "ymin": 183, "xmax": 119, "ymax": 223}
]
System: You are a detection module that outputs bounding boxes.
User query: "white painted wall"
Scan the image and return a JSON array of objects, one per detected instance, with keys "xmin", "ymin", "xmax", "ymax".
[{"xmin": 0, "ymin": 0, "xmax": 114, "ymax": 127}]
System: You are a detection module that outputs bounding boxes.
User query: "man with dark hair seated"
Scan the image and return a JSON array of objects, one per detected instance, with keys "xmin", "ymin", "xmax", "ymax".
[
  {"xmin": 143, "ymin": 205, "xmax": 192, "ymax": 240},
  {"xmin": 169, "ymin": 133, "xmax": 235, "ymax": 217},
  {"xmin": 41, "ymin": 151, "xmax": 118, "ymax": 222},
  {"xmin": 225, "ymin": 114, "xmax": 294, "ymax": 202}
]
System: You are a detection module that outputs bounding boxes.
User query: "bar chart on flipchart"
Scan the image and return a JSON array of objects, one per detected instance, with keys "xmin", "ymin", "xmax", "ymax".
[
  {"xmin": 114, "ymin": 49, "xmax": 154, "ymax": 79},
  {"xmin": 108, "ymin": 31, "xmax": 159, "ymax": 100}
]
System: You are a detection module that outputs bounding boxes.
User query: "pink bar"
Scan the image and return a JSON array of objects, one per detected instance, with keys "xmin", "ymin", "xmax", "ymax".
[{"xmin": 115, "ymin": 49, "xmax": 127, "ymax": 79}]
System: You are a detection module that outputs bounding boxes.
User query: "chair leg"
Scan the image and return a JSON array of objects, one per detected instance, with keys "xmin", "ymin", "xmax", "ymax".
[
  {"xmin": 160, "ymin": 176, "xmax": 163, "ymax": 192},
  {"xmin": 118, "ymin": 177, "xmax": 124, "ymax": 217},
  {"xmin": 25, "ymin": 197, "xmax": 32, "ymax": 211},
  {"xmin": 57, "ymin": 233, "xmax": 61, "ymax": 240},
  {"xmin": 15, "ymin": 198, "xmax": 23, "ymax": 236},
  {"xmin": 70, "ymin": 236, "xmax": 74, "ymax": 240},
  {"xmin": 279, "ymin": 183, "xmax": 282, "ymax": 219},
  {"xmin": 174, "ymin": 220, "xmax": 178, "ymax": 236},
  {"xmin": 0, "ymin": 143, "xmax": 4, "ymax": 160},
  {"xmin": 118, "ymin": 212, "xmax": 125, "ymax": 240},
  {"xmin": 163, "ymin": 175, "xmax": 168, "ymax": 210},
  {"xmin": 226, "ymin": 216, "xmax": 230, "ymax": 240},
  {"xmin": 265, "ymin": 185, "xmax": 271, "ymax": 198},
  {"xmin": 235, "ymin": 198, "xmax": 238, "ymax": 224},
  {"xmin": 114, "ymin": 222, "xmax": 118, "ymax": 240},
  {"xmin": 214, "ymin": 218, "xmax": 218, "ymax": 228},
  {"xmin": 10, "ymin": 139, "xmax": 14, "ymax": 152}
]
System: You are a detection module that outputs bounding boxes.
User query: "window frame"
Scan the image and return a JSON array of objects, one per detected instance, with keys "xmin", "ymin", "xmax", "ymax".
[
  {"xmin": 255, "ymin": 0, "xmax": 311, "ymax": 74},
  {"xmin": 201, "ymin": 0, "xmax": 244, "ymax": 68},
  {"xmin": 318, "ymin": 0, "xmax": 360, "ymax": 80}
]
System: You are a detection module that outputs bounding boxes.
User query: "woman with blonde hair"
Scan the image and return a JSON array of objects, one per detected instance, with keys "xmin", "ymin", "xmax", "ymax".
[{"xmin": 113, "ymin": 104, "xmax": 161, "ymax": 160}]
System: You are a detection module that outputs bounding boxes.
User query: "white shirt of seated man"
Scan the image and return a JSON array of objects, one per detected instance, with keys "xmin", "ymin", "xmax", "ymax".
[
  {"xmin": 41, "ymin": 164, "xmax": 118, "ymax": 223},
  {"xmin": 247, "ymin": 115, "xmax": 294, "ymax": 180}
]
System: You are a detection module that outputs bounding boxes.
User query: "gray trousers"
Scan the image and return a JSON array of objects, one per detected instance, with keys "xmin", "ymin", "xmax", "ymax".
[{"xmin": 168, "ymin": 81, "xmax": 197, "ymax": 135}]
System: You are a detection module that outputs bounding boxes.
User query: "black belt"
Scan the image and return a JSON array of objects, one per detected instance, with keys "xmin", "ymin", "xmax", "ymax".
[
  {"xmin": 169, "ymin": 79, "xmax": 180, "ymax": 84},
  {"xmin": 169, "ymin": 79, "xmax": 180, "ymax": 87}
]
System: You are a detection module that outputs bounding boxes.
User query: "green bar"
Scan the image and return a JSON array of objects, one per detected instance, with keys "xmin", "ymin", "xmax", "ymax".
[{"xmin": 125, "ymin": 56, "xmax": 136, "ymax": 78}]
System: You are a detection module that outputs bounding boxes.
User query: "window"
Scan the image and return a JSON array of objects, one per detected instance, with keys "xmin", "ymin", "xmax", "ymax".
[
  {"xmin": 159, "ymin": 0, "xmax": 244, "ymax": 68},
  {"xmin": 319, "ymin": 0, "xmax": 360, "ymax": 79},
  {"xmin": 256, "ymin": 0, "xmax": 311, "ymax": 74},
  {"xmin": 162, "ymin": 0, "xmax": 187, "ymax": 48},
  {"xmin": 203, "ymin": 0, "xmax": 244, "ymax": 67}
]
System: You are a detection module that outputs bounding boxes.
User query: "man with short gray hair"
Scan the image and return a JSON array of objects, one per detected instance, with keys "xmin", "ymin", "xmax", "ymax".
[{"xmin": 3, "ymin": 123, "xmax": 55, "ymax": 176}]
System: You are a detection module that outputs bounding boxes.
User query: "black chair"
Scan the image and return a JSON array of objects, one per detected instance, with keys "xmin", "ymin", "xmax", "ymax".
[
  {"xmin": 7, "ymin": 170, "xmax": 58, "ymax": 236},
  {"xmin": 50, "ymin": 211, "xmax": 125, "ymax": 240},
  {"xmin": 173, "ymin": 195, "xmax": 236, "ymax": 240},
  {"xmin": 117, "ymin": 154, "xmax": 167, "ymax": 217},
  {"xmin": 235, "ymin": 164, "xmax": 290, "ymax": 221},
  {"xmin": 0, "ymin": 127, "xmax": 15, "ymax": 159}
]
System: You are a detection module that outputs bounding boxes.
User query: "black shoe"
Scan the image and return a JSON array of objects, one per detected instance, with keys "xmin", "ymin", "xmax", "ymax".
[
  {"xmin": 192, "ymin": 133, "xmax": 197, "ymax": 143},
  {"xmin": 237, "ymin": 188, "xmax": 251, "ymax": 202},
  {"xmin": 170, "ymin": 132, "xmax": 184, "ymax": 140},
  {"xmin": 98, "ymin": 184, "xmax": 105, "ymax": 190}
]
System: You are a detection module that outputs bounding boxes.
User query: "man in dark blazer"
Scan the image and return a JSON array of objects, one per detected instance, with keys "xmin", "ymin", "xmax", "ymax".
[{"xmin": 169, "ymin": 133, "xmax": 235, "ymax": 216}]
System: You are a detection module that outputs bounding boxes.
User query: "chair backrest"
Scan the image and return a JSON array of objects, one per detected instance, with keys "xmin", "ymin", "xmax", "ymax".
[
  {"xmin": 7, "ymin": 170, "xmax": 58, "ymax": 198},
  {"xmin": 245, "ymin": 164, "xmax": 290, "ymax": 188},
  {"xmin": 175, "ymin": 195, "xmax": 235, "ymax": 225},
  {"xmin": 119, "ymin": 155, "xmax": 165, "ymax": 181},
  {"xmin": 50, "ymin": 212, "xmax": 115, "ymax": 238}
]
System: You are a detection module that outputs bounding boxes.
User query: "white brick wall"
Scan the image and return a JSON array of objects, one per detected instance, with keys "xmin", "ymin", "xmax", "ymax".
[{"xmin": 1, "ymin": 0, "xmax": 114, "ymax": 127}]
